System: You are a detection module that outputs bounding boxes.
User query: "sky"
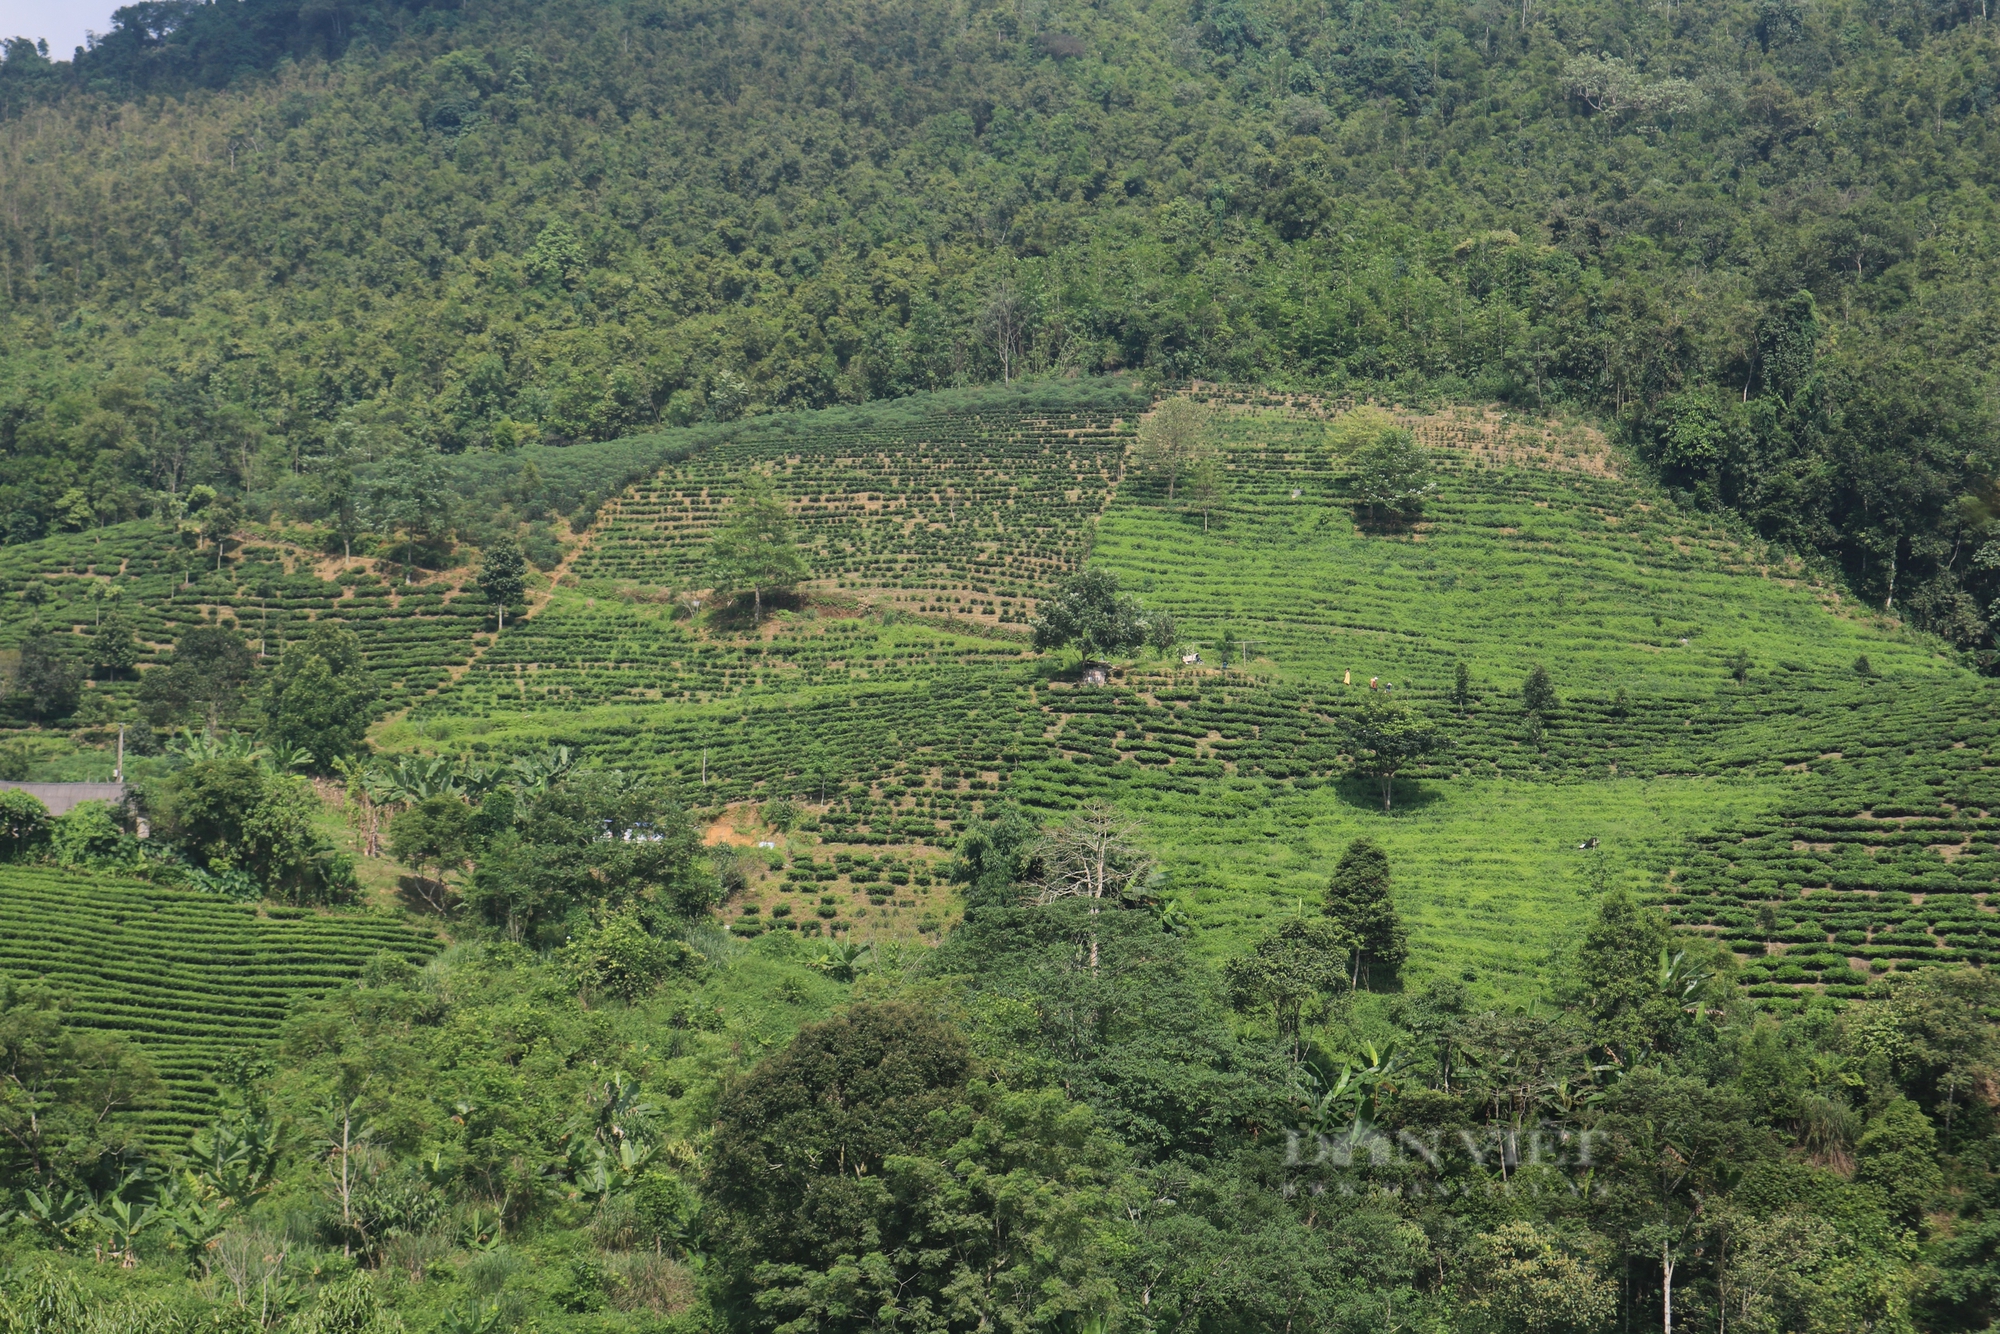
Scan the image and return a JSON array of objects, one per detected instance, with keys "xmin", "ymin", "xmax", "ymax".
[{"xmin": 0, "ymin": 0, "xmax": 118, "ymax": 58}]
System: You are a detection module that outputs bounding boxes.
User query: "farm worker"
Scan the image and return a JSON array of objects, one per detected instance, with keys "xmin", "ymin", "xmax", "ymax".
[
  {"xmin": 1369, "ymin": 676, "xmax": 1379, "ymax": 690},
  {"xmin": 1344, "ymin": 669, "xmax": 1351, "ymax": 685}
]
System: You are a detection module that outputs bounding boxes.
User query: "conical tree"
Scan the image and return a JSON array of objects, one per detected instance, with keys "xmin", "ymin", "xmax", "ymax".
[
  {"xmin": 1324, "ymin": 837, "xmax": 1407, "ymax": 990},
  {"xmin": 709, "ymin": 474, "xmax": 807, "ymax": 620},
  {"xmin": 1522, "ymin": 662, "xmax": 1556, "ymax": 714}
]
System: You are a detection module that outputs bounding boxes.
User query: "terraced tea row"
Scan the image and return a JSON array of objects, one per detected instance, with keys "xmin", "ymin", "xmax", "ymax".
[
  {"xmin": 572, "ymin": 409, "xmax": 1133, "ymax": 623},
  {"xmin": 1097, "ymin": 411, "xmax": 1945, "ymax": 693},
  {"xmin": 0, "ymin": 523, "xmax": 492, "ymax": 718},
  {"xmin": 0, "ymin": 867, "xmax": 439, "ymax": 1149},
  {"xmin": 387, "ymin": 397, "xmax": 1992, "ymax": 1005},
  {"xmin": 408, "ymin": 591, "xmax": 1995, "ymax": 870},
  {"xmin": 1668, "ymin": 763, "xmax": 2000, "ymax": 1002},
  {"xmin": 416, "ymin": 601, "xmax": 1034, "ymax": 717}
]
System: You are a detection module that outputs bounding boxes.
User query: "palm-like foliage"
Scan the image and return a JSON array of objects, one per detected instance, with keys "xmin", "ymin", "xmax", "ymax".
[
  {"xmin": 509, "ymin": 744, "xmax": 578, "ymax": 793},
  {"xmin": 808, "ymin": 941, "xmax": 874, "ymax": 983},
  {"xmin": 566, "ymin": 1071, "xmax": 664, "ymax": 1204}
]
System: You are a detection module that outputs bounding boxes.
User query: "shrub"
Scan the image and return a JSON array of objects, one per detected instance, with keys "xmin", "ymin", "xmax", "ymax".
[
  {"xmin": 0, "ymin": 790, "xmax": 49, "ymax": 862},
  {"xmin": 50, "ymin": 801, "xmax": 130, "ymax": 869},
  {"xmin": 557, "ymin": 910, "xmax": 694, "ymax": 1002}
]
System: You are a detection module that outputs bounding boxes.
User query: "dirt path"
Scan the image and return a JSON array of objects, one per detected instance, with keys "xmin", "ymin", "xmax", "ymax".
[{"xmin": 380, "ymin": 515, "xmax": 604, "ymax": 726}]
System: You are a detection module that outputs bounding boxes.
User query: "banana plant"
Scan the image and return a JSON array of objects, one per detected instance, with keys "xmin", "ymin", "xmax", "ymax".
[
  {"xmin": 1285, "ymin": 1063, "xmax": 1352, "ymax": 1142},
  {"xmin": 1659, "ymin": 947, "xmax": 1717, "ymax": 1022},
  {"xmin": 809, "ymin": 941, "xmax": 874, "ymax": 983},
  {"xmin": 454, "ymin": 760, "xmax": 499, "ymax": 797},
  {"xmin": 439, "ymin": 1298, "xmax": 508, "ymax": 1334},
  {"xmin": 571, "ymin": 1133, "xmax": 665, "ymax": 1205},
  {"xmin": 193, "ymin": 1108, "xmax": 286, "ymax": 1207},
  {"xmin": 177, "ymin": 862, "xmax": 262, "ymax": 901},
  {"xmin": 1289, "ymin": 1042, "xmax": 1405, "ymax": 1134},
  {"xmin": 334, "ymin": 755, "xmax": 398, "ymax": 856},
  {"xmin": 566, "ymin": 1071, "xmax": 664, "ymax": 1203},
  {"xmin": 509, "ymin": 745, "xmax": 577, "ymax": 793},
  {"xmin": 169, "ymin": 727, "xmax": 265, "ymax": 764},
  {"xmin": 260, "ymin": 741, "xmax": 316, "ymax": 774},
  {"xmin": 16, "ymin": 1185, "xmax": 99, "ymax": 1248},
  {"xmin": 154, "ymin": 1173, "xmax": 227, "ymax": 1264},
  {"xmin": 99, "ymin": 1188, "xmax": 157, "ymax": 1268},
  {"xmin": 382, "ymin": 753, "xmax": 464, "ymax": 804},
  {"xmin": 460, "ymin": 1207, "xmax": 505, "ymax": 1253}
]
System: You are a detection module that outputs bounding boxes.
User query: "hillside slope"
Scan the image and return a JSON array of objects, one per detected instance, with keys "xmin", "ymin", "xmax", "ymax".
[{"xmin": 365, "ymin": 389, "xmax": 1993, "ymax": 1002}]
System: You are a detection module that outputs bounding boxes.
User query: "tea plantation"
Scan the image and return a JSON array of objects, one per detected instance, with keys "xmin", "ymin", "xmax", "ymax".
[
  {"xmin": 0, "ymin": 524, "xmax": 494, "ymax": 720},
  {"xmin": 572, "ymin": 406, "xmax": 1134, "ymax": 626},
  {"xmin": 2, "ymin": 387, "xmax": 1989, "ymax": 1029},
  {"xmin": 373, "ymin": 394, "xmax": 1998, "ymax": 1006},
  {"xmin": 0, "ymin": 867, "xmax": 439, "ymax": 1149}
]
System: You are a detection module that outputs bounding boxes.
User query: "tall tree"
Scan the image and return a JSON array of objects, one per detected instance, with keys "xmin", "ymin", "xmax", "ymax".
[
  {"xmin": 0, "ymin": 981, "xmax": 160, "ymax": 1194},
  {"xmin": 1854, "ymin": 1098, "xmax": 1944, "ymax": 1230},
  {"xmin": 1343, "ymin": 693, "xmax": 1445, "ymax": 812},
  {"xmin": 707, "ymin": 1003, "xmax": 1125, "ymax": 1334},
  {"xmin": 138, "ymin": 624, "xmax": 254, "ymax": 731},
  {"xmin": 0, "ymin": 790, "xmax": 49, "ymax": 862},
  {"xmin": 478, "ymin": 536, "xmax": 528, "ymax": 631},
  {"xmin": 152, "ymin": 757, "xmax": 358, "ymax": 903},
  {"xmin": 1324, "ymin": 837, "xmax": 1408, "ymax": 990},
  {"xmin": 92, "ymin": 614, "xmax": 142, "ymax": 682},
  {"xmin": 1350, "ymin": 429, "xmax": 1434, "ymax": 521},
  {"xmin": 1185, "ymin": 451, "xmax": 1224, "ymax": 531},
  {"xmin": 1523, "ymin": 663, "xmax": 1557, "ymax": 715},
  {"xmin": 13, "ymin": 630, "xmax": 82, "ymax": 719},
  {"xmin": 199, "ymin": 494, "xmax": 242, "ymax": 570},
  {"xmin": 389, "ymin": 795, "xmax": 474, "ymax": 915},
  {"xmin": 1598, "ymin": 1069, "xmax": 1766, "ymax": 1334},
  {"xmin": 466, "ymin": 770, "xmax": 707, "ymax": 943},
  {"xmin": 1137, "ymin": 397, "xmax": 1219, "ymax": 501},
  {"xmin": 982, "ymin": 281, "xmax": 1026, "ymax": 383},
  {"xmin": 1032, "ymin": 567, "xmax": 1164, "ymax": 665},
  {"xmin": 708, "ymin": 475, "xmax": 806, "ymax": 620},
  {"xmin": 365, "ymin": 451, "xmax": 453, "ymax": 584},
  {"xmin": 262, "ymin": 625, "xmax": 374, "ymax": 771},
  {"xmin": 1560, "ymin": 889, "xmax": 1721, "ymax": 1059},
  {"xmin": 1224, "ymin": 915, "xmax": 1355, "ymax": 1057},
  {"xmin": 1029, "ymin": 800, "xmax": 1153, "ymax": 970}
]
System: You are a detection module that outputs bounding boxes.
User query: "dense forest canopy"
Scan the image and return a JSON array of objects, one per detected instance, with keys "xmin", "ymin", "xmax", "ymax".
[{"xmin": 2, "ymin": 0, "xmax": 2000, "ymax": 645}]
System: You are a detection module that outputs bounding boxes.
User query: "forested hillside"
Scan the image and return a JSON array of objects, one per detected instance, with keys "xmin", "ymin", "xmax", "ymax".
[{"xmin": 3, "ymin": 0, "xmax": 2000, "ymax": 647}]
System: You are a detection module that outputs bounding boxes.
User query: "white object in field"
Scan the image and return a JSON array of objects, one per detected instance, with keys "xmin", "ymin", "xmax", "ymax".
[{"xmin": 1181, "ymin": 651, "xmax": 1202, "ymax": 665}]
